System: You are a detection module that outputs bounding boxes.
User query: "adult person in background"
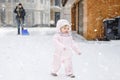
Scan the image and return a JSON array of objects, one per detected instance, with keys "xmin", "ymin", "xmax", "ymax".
[{"xmin": 14, "ymin": 3, "xmax": 26, "ymax": 35}]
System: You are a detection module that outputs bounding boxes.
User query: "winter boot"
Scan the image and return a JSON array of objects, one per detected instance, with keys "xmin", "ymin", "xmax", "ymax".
[
  {"xmin": 18, "ymin": 28, "xmax": 20, "ymax": 35},
  {"xmin": 51, "ymin": 73, "xmax": 57, "ymax": 76},
  {"xmin": 22, "ymin": 27, "xmax": 24, "ymax": 30},
  {"xmin": 67, "ymin": 74, "xmax": 75, "ymax": 78}
]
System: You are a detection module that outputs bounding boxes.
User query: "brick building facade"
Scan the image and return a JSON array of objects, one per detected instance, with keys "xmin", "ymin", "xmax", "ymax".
[{"xmin": 71, "ymin": 0, "xmax": 120, "ymax": 40}]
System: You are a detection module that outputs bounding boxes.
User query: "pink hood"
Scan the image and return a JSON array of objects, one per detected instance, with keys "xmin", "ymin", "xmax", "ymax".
[{"xmin": 56, "ymin": 19, "xmax": 71, "ymax": 33}]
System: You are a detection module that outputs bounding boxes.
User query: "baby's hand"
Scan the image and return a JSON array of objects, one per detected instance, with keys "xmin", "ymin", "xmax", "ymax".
[
  {"xmin": 63, "ymin": 48, "xmax": 66, "ymax": 51},
  {"xmin": 78, "ymin": 52, "xmax": 82, "ymax": 55}
]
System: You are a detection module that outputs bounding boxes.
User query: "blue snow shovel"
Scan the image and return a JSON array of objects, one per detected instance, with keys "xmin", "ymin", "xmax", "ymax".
[{"xmin": 22, "ymin": 29, "xmax": 29, "ymax": 35}]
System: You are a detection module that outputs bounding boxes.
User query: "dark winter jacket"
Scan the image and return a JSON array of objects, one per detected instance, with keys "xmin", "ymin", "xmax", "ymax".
[{"xmin": 14, "ymin": 6, "xmax": 26, "ymax": 20}]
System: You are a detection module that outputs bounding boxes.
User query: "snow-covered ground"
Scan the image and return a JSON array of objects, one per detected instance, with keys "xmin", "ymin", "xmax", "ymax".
[{"xmin": 0, "ymin": 27, "xmax": 120, "ymax": 80}]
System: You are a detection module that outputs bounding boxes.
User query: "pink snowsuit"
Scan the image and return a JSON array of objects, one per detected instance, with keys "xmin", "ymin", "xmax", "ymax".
[{"xmin": 52, "ymin": 19, "xmax": 80, "ymax": 75}]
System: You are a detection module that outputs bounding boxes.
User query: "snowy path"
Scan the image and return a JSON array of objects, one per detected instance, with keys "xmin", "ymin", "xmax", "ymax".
[{"xmin": 0, "ymin": 27, "xmax": 120, "ymax": 80}]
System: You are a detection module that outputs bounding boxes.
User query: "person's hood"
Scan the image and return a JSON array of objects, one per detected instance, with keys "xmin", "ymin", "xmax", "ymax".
[{"xmin": 56, "ymin": 19, "xmax": 71, "ymax": 33}]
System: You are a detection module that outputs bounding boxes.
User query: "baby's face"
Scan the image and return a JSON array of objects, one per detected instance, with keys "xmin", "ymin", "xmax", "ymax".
[{"xmin": 60, "ymin": 25, "xmax": 70, "ymax": 34}]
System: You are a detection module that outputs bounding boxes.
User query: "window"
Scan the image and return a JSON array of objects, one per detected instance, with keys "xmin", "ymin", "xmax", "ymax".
[
  {"xmin": 26, "ymin": 0, "xmax": 34, "ymax": 3},
  {"xmin": 55, "ymin": 0, "xmax": 60, "ymax": 6},
  {"xmin": 40, "ymin": 0, "xmax": 43, "ymax": 4},
  {"xmin": 13, "ymin": 0, "xmax": 19, "ymax": 3},
  {"xmin": 0, "ymin": 0, "xmax": 5, "ymax": 3},
  {"xmin": 6, "ymin": 0, "xmax": 19, "ymax": 2}
]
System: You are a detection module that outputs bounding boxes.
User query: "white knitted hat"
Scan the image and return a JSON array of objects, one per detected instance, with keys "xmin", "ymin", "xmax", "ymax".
[{"xmin": 56, "ymin": 19, "xmax": 71, "ymax": 33}]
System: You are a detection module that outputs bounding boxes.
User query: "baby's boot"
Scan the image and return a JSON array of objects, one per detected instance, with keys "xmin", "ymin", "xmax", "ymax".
[
  {"xmin": 51, "ymin": 73, "xmax": 58, "ymax": 76},
  {"xmin": 67, "ymin": 74, "xmax": 75, "ymax": 78}
]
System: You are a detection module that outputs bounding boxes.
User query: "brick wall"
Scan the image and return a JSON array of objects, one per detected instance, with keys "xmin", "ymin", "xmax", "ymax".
[{"xmin": 86, "ymin": 0, "xmax": 120, "ymax": 40}]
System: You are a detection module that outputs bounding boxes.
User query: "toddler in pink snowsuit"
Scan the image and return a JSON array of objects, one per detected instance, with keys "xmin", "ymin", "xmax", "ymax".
[{"xmin": 51, "ymin": 19, "xmax": 81, "ymax": 78}]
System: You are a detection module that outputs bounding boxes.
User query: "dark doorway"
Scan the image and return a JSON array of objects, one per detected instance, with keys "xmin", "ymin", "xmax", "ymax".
[
  {"xmin": 0, "ymin": 7, "xmax": 6, "ymax": 26},
  {"xmin": 55, "ymin": 12, "xmax": 60, "ymax": 26},
  {"xmin": 78, "ymin": 0, "xmax": 84, "ymax": 35}
]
